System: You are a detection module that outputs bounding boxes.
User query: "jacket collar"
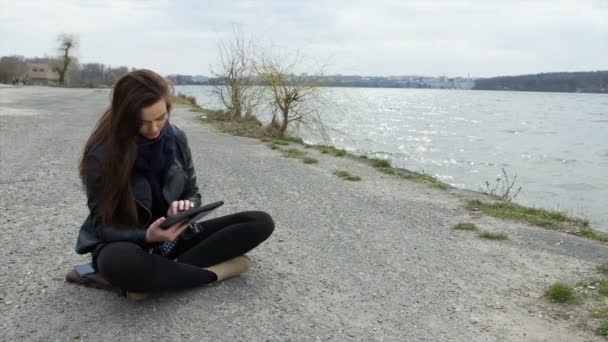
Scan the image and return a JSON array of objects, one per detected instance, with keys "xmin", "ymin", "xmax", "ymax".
[{"xmin": 129, "ymin": 157, "xmax": 184, "ymax": 210}]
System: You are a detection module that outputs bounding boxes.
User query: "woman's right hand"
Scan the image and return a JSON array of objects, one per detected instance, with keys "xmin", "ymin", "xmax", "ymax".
[{"xmin": 145, "ymin": 217, "xmax": 190, "ymax": 243}]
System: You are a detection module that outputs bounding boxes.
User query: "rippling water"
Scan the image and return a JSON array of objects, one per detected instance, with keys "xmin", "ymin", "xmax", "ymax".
[{"xmin": 176, "ymin": 85, "xmax": 608, "ymax": 231}]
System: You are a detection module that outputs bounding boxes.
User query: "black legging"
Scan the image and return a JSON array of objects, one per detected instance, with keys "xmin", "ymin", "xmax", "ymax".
[{"xmin": 95, "ymin": 211, "xmax": 274, "ymax": 292}]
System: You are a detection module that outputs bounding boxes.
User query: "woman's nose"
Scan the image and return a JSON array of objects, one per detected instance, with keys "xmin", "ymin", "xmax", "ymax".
[{"xmin": 149, "ymin": 122, "xmax": 161, "ymax": 132}]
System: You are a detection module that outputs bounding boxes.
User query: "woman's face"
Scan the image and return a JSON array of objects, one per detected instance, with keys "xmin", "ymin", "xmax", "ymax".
[{"xmin": 139, "ymin": 99, "xmax": 169, "ymax": 139}]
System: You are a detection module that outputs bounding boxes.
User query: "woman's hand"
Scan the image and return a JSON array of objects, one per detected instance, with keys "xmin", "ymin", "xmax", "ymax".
[
  {"xmin": 145, "ymin": 217, "xmax": 190, "ymax": 243},
  {"xmin": 167, "ymin": 200, "xmax": 195, "ymax": 216}
]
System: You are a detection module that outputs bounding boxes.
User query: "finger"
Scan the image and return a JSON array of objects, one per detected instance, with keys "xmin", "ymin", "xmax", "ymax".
[
  {"xmin": 170, "ymin": 201, "xmax": 178, "ymax": 215},
  {"xmin": 168, "ymin": 219, "xmax": 187, "ymax": 233},
  {"xmin": 190, "ymin": 202, "xmax": 194, "ymax": 208},
  {"xmin": 175, "ymin": 222, "xmax": 190, "ymax": 236},
  {"xmin": 168, "ymin": 222, "xmax": 189, "ymax": 239},
  {"xmin": 151, "ymin": 217, "xmax": 166, "ymax": 228},
  {"xmin": 178, "ymin": 200, "xmax": 185, "ymax": 211}
]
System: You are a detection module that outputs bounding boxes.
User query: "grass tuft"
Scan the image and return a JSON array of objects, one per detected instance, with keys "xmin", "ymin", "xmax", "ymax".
[
  {"xmin": 172, "ymin": 93, "xmax": 197, "ymax": 106},
  {"xmin": 599, "ymin": 279, "xmax": 608, "ymax": 296},
  {"xmin": 592, "ymin": 307, "xmax": 608, "ymax": 319},
  {"xmin": 274, "ymin": 146, "xmax": 319, "ymax": 165},
  {"xmin": 599, "ymin": 320, "xmax": 608, "ymax": 336},
  {"xmin": 400, "ymin": 171, "xmax": 449, "ymax": 190},
  {"xmin": 377, "ymin": 167, "xmax": 398, "ymax": 175},
  {"xmin": 276, "ymin": 135, "xmax": 304, "ymax": 144},
  {"xmin": 598, "ymin": 262, "xmax": 608, "ymax": 276},
  {"xmin": 371, "ymin": 158, "xmax": 391, "ymax": 168},
  {"xmin": 478, "ymin": 231, "xmax": 509, "ymax": 240},
  {"xmin": 453, "ymin": 222, "xmax": 478, "ymax": 230},
  {"xmin": 283, "ymin": 148, "xmax": 307, "ymax": 159},
  {"xmin": 334, "ymin": 170, "xmax": 361, "ymax": 181},
  {"xmin": 468, "ymin": 200, "xmax": 591, "ymax": 235},
  {"xmin": 309, "ymin": 145, "xmax": 349, "ymax": 157},
  {"xmin": 544, "ymin": 282, "xmax": 575, "ymax": 303},
  {"xmin": 302, "ymin": 157, "xmax": 318, "ymax": 164},
  {"xmin": 580, "ymin": 229, "xmax": 608, "ymax": 242}
]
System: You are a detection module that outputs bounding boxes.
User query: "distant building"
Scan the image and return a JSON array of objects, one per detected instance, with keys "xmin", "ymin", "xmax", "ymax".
[{"xmin": 27, "ymin": 63, "xmax": 58, "ymax": 85}]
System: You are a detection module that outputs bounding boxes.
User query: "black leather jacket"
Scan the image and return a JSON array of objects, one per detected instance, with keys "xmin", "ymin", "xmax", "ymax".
[{"xmin": 75, "ymin": 123, "xmax": 202, "ymax": 254}]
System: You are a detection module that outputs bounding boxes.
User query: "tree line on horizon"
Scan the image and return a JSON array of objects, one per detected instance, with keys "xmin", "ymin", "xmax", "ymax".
[
  {"xmin": 0, "ymin": 54, "xmax": 132, "ymax": 87},
  {"xmin": 473, "ymin": 71, "xmax": 608, "ymax": 93},
  {"xmin": 0, "ymin": 34, "xmax": 132, "ymax": 87}
]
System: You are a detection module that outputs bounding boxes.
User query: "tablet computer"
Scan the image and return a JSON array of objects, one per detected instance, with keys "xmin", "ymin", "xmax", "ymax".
[{"xmin": 159, "ymin": 200, "xmax": 224, "ymax": 229}]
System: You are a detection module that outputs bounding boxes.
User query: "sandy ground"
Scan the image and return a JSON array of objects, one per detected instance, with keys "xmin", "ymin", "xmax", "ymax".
[{"xmin": 1, "ymin": 86, "xmax": 608, "ymax": 341}]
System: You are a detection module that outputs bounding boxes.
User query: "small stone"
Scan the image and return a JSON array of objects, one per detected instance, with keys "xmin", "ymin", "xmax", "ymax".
[{"xmin": 588, "ymin": 286, "xmax": 596, "ymax": 290}]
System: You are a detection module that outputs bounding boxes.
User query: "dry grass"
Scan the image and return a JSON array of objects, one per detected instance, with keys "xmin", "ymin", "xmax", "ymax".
[{"xmin": 333, "ymin": 170, "xmax": 361, "ymax": 181}]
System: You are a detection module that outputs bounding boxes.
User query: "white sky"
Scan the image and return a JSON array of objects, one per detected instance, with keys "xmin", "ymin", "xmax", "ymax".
[{"xmin": 1, "ymin": 0, "xmax": 607, "ymax": 77}]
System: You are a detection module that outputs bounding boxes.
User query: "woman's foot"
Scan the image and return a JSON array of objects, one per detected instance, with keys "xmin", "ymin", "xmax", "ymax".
[{"xmin": 204, "ymin": 255, "xmax": 252, "ymax": 284}]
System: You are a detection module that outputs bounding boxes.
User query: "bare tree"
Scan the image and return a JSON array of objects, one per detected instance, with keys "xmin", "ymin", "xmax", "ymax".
[
  {"xmin": 253, "ymin": 51, "xmax": 328, "ymax": 138},
  {"xmin": 52, "ymin": 33, "xmax": 78, "ymax": 85},
  {"xmin": 210, "ymin": 27, "xmax": 260, "ymax": 120},
  {"xmin": 0, "ymin": 55, "xmax": 28, "ymax": 83}
]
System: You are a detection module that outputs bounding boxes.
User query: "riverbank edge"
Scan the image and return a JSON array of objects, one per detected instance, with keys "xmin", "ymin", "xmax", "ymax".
[{"xmin": 171, "ymin": 94, "xmax": 608, "ymax": 245}]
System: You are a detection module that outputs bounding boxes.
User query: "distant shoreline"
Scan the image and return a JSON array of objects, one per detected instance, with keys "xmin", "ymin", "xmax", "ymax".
[
  {"xmin": 174, "ymin": 83, "xmax": 608, "ymax": 95},
  {"xmin": 169, "ymin": 70, "xmax": 608, "ymax": 94}
]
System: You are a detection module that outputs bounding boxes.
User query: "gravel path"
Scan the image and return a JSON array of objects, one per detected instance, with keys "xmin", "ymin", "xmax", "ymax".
[{"xmin": 1, "ymin": 87, "xmax": 607, "ymax": 341}]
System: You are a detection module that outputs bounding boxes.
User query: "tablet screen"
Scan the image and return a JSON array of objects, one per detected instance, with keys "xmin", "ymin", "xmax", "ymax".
[{"xmin": 159, "ymin": 201, "xmax": 224, "ymax": 229}]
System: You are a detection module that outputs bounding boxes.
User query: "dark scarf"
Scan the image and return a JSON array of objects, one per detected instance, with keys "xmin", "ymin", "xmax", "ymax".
[{"xmin": 133, "ymin": 122, "xmax": 176, "ymax": 220}]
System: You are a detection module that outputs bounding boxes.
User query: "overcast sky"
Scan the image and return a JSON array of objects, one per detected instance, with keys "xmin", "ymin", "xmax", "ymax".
[{"xmin": 1, "ymin": 0, "xmax": 607, "ymax": 77}]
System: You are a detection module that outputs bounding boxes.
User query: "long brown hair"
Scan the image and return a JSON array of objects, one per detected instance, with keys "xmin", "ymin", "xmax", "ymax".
[{"xmin": 78, "ymin": 69, "xmax": 173, "ymax": 226}]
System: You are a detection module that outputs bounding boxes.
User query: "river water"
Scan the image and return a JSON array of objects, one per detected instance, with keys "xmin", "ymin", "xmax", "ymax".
[{"xmin": 175, "ymin": 85, "xmax": 608, "ymax": 231}]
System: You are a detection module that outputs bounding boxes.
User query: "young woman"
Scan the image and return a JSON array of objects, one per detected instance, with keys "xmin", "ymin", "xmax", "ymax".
[{"xmin": 74, "ymin": 69, "xmax": 274, "ymax": 298}]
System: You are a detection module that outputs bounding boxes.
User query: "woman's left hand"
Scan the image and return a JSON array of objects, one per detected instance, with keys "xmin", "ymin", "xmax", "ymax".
[{"xmin": 167, "ymin": 200, "xmax": 195, "ymax": 216}]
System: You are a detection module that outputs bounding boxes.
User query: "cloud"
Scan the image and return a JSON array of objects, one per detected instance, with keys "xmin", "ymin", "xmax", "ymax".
[{"xmin": 0, "ymin": 0, "xmax": 606, "ymax": 76}]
